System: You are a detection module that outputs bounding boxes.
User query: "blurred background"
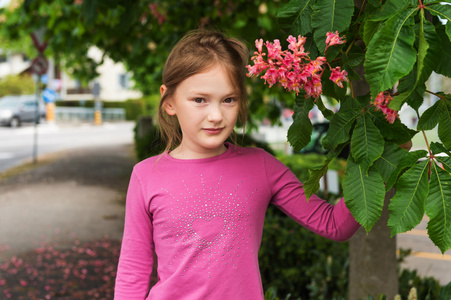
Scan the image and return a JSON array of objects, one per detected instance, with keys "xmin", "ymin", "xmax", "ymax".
[{"xmin": 0, "ymin": 1, "xmax": 450, "ymax": 299}]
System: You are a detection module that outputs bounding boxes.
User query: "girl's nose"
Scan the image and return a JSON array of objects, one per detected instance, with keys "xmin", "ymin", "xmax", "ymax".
[{"xmin": 207, "ymin": 105, "xmax": 223, "ymax": 123}]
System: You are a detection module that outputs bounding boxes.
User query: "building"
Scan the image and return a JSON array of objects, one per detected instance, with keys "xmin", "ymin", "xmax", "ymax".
[
  {"xmin": 0, "ymin": 47, "xmax": 142, "ymax": 102},
  {"xmin": 0, "ymin": 51, "xmax": 30, "ymax": 78}
]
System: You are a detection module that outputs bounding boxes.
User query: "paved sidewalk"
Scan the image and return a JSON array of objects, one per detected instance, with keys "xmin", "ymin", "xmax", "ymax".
[
  {"xmin": 398, "ymin": 217, "xmax": 451, "ymax": 285},
  {"xmin": 0, "ymin": 144, "xmax": 136, "ymax": 262}
]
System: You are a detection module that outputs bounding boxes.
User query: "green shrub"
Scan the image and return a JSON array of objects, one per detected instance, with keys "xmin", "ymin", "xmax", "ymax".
[
  {"xmin": 139, "ymin": 94, "xmax": 160, "ymax": 118},
  {"xmin": 134, "ymin": 119, "xmax": 165, "ymax": 161},
  {"xmin": 54, "ymin": 94, "xmax": 160, "ymax": 121},
  {"xmin": 54, "ymin": 98, "xmax": 147, "ymax": 120},
  {"xmin": 0, "ymin": 74, "xmax": 35, "ymax": 96},
  {"xmin": 119, "ymin": 99, "xmax": 146, "ymax": 120},
  {"xmin": 260, "ymin": 206, "xmax": 349, "ymax": 300},
  {"xmin": 398, "ymin": 269, "xmax": 449, "ymax": 300}
]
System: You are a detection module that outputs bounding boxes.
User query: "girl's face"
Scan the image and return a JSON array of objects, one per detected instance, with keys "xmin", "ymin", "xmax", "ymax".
[{"xmin": 161, "ymin": 64, "xmax": 239, "ymax": 159}]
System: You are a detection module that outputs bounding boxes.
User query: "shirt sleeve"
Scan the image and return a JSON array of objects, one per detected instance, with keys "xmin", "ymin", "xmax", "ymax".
[
  {"xmin": 263, "ymin": 151, "xmax": 360, "ymax": 242},
  {"xmin": 115, "ymin": 170, "xmax": 154, "ymax": 299}
]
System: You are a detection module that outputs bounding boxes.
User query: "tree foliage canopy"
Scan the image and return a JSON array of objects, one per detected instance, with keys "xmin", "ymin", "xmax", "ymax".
[
  {"xmin": 268, "ymin": 0, "xmax": 451, "ymax": 253},
  {"xmin": 0, "ymin": 0, "xmax": 296, "ymax": 127}
]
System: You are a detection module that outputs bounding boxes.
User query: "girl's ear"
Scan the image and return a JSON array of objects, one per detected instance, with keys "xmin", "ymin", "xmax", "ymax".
[
  {"xmin": 160, "ymin": 84, "xmax": 167, "ymax": 98},
  {"xmin": 161, "ymin": 85, "xmax": 177, "ymax": 116}
]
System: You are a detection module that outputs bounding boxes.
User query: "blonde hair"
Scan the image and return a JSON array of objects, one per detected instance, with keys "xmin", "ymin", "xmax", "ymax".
[{"xmin": 158, "ymin": 29, "xmax": 249, "ymax": 152}]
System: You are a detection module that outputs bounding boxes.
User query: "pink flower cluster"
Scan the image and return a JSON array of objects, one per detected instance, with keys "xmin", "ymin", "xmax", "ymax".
[
  {"xmin": 246, "ymin": 31, "xmax": 347, "ymax": 99},
  {"xmin": 149, "ymin": 2, "xmax": 166, "ymax": 25},
  {"xmin": 0, "ymin": 236, "xmax": 120, "ymax": 299},
  {"xmin": 372, "ymin": 91, "xmax": 399, "ymax": 124}
]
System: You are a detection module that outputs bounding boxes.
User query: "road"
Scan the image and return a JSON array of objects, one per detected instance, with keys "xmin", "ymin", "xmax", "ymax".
[
  {"xmin": 398, "ymin": 217, "xmax": 451, "ymax": 285},
  {"xmin": 0, "ymin": 121, "xmax": 135, "ymax": 174}
]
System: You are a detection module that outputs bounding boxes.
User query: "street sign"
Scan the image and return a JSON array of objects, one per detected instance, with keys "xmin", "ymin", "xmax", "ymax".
[
  {"xmin": 42, "ymin": 88, "xmax": 57, "ymax": 103},
  {"xmin": 92, "ymin": 82, "xmax": 101, "ymax": 97},
  {"xmin": 30, "ymin": 54, "xmax": 48, "ymax": 76},
  {"xmin": 31, "ymin": 27, "xmax": 48, "ymax": 53},
  {"xmin": 40, "ymin": 74, "xmax": 48, "ymax": 84}
]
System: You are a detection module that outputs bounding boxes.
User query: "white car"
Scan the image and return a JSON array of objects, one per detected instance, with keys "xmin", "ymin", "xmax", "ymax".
[{"xmin": 0, "ymin": 95, "xmax": 46, "ymax": 127}]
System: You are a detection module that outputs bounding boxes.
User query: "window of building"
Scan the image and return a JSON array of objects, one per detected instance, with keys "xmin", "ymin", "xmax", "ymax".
[{"xmin": 119, "ymin": 73, "xmax": 130, "ymax": 89}]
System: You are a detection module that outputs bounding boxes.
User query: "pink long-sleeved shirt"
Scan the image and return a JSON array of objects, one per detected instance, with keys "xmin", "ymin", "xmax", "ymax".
[{"xmin": 114, "ymin": 143, "xmax": 360, "ymax": 299}]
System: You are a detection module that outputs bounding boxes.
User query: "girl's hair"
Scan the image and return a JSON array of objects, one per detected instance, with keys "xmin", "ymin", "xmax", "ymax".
[{"xmin": 158, "ymin": 29, "xmax": 249, "ymax": 152}]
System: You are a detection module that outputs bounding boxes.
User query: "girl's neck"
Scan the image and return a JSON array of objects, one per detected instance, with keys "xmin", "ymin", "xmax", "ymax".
[{"xmin": 168, "ymin": 143, "xmax": 228, "ymax": 160}]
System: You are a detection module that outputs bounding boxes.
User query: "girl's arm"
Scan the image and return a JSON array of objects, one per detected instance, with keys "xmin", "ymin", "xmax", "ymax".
[
  {"xmin": 264, "ymin": 152, "xmax": 360, "ymax": 241},
  {"xmin": 115, "ymin": 171, "xmax": 154, "ymax": 299}
]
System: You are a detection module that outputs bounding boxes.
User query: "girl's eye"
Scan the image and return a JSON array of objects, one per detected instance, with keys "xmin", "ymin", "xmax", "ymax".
[
  {"xmin": 224, "ymin": 98, "xmax": 236, "ymax": 104},
  {"xmin": 194, "ymin": 98, "xmax": 205, "ymax": 104}
]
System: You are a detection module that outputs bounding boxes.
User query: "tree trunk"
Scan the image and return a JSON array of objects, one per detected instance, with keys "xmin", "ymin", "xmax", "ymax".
[
  {"xmin": 349, "ymin": 189, "xmax": 398, "ymax": 300},
  {"xmin": 347, "ymin": 31, "xmax": 399, "ymax": 296}
]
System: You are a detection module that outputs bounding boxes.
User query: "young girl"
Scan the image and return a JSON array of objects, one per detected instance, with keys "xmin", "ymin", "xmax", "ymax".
[{"xmin": 114, "ymin": 29, "xmax": 360, "ymax": 300}]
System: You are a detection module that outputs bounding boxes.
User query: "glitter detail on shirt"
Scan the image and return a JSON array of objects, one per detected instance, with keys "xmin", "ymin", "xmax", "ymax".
[{"xmin": 158, "ymin": 175, "xmax": 257, "ymax": 278}]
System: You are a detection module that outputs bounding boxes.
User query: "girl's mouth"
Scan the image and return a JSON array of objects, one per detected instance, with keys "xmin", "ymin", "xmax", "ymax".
[{"xmin": 203, "ymin": 127, "xmax": 224, "ymax": 134}]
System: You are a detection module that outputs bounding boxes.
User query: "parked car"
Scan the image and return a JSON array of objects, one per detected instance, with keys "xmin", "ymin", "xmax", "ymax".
[{"xmin": 0, "ymin": 95, "xmax": 46, "ymax": 127}]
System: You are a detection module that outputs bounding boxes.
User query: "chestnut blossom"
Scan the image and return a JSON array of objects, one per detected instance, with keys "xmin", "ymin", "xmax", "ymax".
[
  {"xmin": 326, "ymin": 31, "xmax": 346, "ymax": 47},
  {"xmin": 255, "ymin": 38, "xmax": 264, "ymax": 53},
  {"xmin": 372, "ymin": 91, "xmax": 399, "ymax": 124},
  {"xmin": 329, "ymin": 67, "xmax": 348, "ymax": 88},
  {"xmin": 246, "ymin": 32, "xmax": 347, "ymax": 99}
]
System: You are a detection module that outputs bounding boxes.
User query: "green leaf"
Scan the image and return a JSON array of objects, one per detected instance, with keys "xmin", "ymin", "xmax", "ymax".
[
  {"xmin": 311, "ymin": 0, "xmax": 354, "ymax": 52},
  {"xmin": 343, "ymin": 158, "xmax": 386, "ymax": 232},
  {"xmin": 367, "ymin": 0, "xmax": 382, "ymax": 8},
  {"xmin": 389, "ymin": 91, "xmax": 411, "ymax": 111},
  {"xmin": 364, "ymin": 8, "xmax": 417, "ymax": 97},
  {"xmin": 370, "ymin": 109, "xmax": 417, "ymax": 145},
  {"xmin": 418, "ymin": 20, "xmax": 441, "ymax": 87},
  {"xmin": 322, "ymin": 96, "xmax": 361, "ymax": 150},
  {"xmin": 325, "ymin": 42, "xmax": 344, "ymax": 61},
  {"xmin": 417, "ymin": 100, "xmax": 444, "ymax": 130},
  {"xmin": 303, "ymin": 142, "xmax": 348, "ymax": 199},
  {"xmin": 343, "ymin": 52, "xmax": 365, "ymax": 68},
  {"xmin": 277, "ymin": 0, "xmax": 314, "ymax": 36},
  {"xmin": 287, "ymin": 97, "xmax": 314, "ymax": 152},
  {"xmin": 81, "ymin": 0, "xmax": 99, "ymax": 28},
  {"xmin": 369, "ymin": 0, "xmax": 410, "ymax": 22},
  {"xmin": 438, "ymin": 103, "xmax": 451, "ymax": 149},
  {"xmin": 434, "ymin": 27, "xmax": 451, "ymax": 78},
  {"xmin": 388, "ymin": 160, "xmax": 429, "ymax": 236},
  {"xmin": 416, "ymin": 10, "xmax": 429, "ymax": 86},
  {"xmin": 426, "ymin": 4, "xmax": 451, "ymax": 41},
  {"xmin": 303, "ymin": 32, "xmax": 319, "ymax": 59},
  {"xmin": 362, "ymin": 19, "xmax": 382, "ymax": 47},
  {"xmin": 322, "ymin": 68, "xmax": 347, "ymax": 100},
  {"xmin": 386, "ymin": 150, "xmax": 428, "ymax": 190},
  {"xmin": 406, "ymin": 86, "xmax": 427, "ymax": 112},
  {"xmin": 315, "ymin": 97, "xmax": 334, "ymax": 120},
  {"xmin": 351, "ymin": 114, "xmax": 384, "ymax": 171},
  {"xmin": 430, "ymin": 142, "xmax": 451, "ymax": 156},
  {"xmin": 373, "ymin": 142, "xmax": 408, "ymax": 183},
  {"xmin": 423, "ymin": 0, "xmax": 443, "ymax": 4},
  {"xmin": 425, "ymin": 161, "xmax": 451, "ymax": 253},
  {"xmin": 389, "ymin": 69, "xmax": 425, "ymax": 111},
  {"xmin": 436, "ymin": 156, "xmax": 451, "ymax": 174},
  {"xmin": 304, "ymin": 164, "xmax": 329, "ymax": 201},
  {"xmin": 392, "ymin": 20, "xmax": 439, "ymax": 112},
  {"xmin": 343, "ymin": 65, "xmax": 361, "ymax": 81},
  {"xmin": 397, "ymin": 66, "xmax": 416, "ymax": 94}
]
